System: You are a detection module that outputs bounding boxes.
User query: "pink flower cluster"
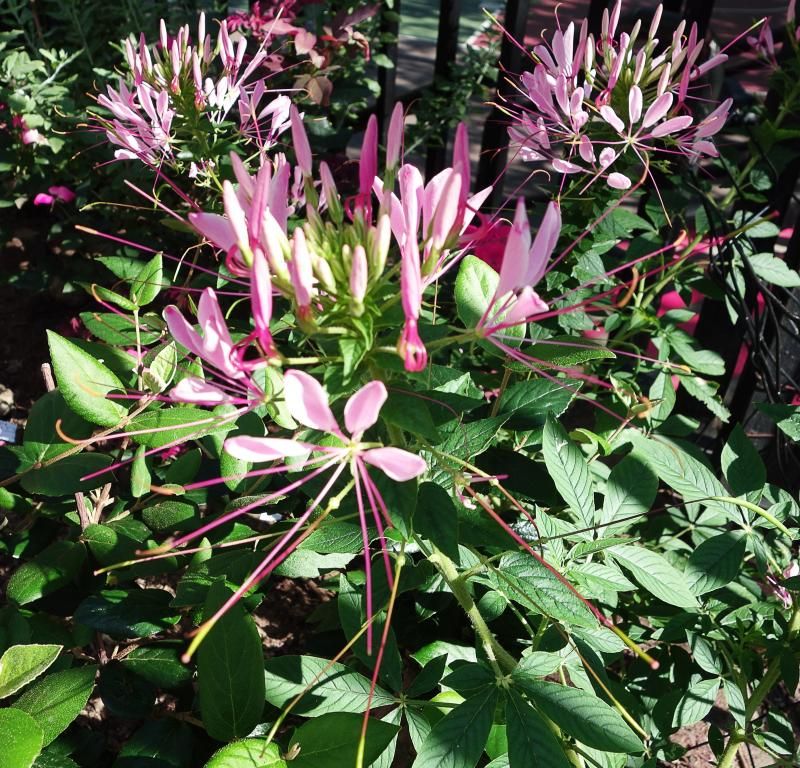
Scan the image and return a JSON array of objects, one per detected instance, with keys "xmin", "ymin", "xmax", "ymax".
[
  {"xmin": 96, "ymin": 13, "xmax": 290, "ymax": 165},
  {"xmin": 509, "ymin": 0, "xmax": 733, "ymax": 190}
]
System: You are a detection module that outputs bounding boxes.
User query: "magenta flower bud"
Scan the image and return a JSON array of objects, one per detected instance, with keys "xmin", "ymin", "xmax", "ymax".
[
  {"xmin": 33, "ymin": 192, "xmax": 54, "ymax": 206},
  {"xmin": 386, "ymin": 102, "xmax": 404, "ymax": 170},
  {"xmin": 290, "ymin": 105, "xmax": 312, "ymax": 176},
  {"xmin": 350, "ymin": 245, "xmax": 368, "ymax": 308},
  {"xmin": 359, "ymin": 114, "xmax": 378, "ymax": 203},
  {"xmin": 289, "ymin": 227, "xmax": 314, "ymax": 314}
]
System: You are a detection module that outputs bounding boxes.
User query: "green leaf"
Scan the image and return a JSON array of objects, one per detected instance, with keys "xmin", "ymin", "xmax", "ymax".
[
  {"xmin": 608, "ymin": 545, "xmax": 698, "ymax": 609},
  {"xmin": 685, "ymin": 532, "xmax": 747, "ymax": 595},
  {"xmin": 120, "ymin": 646, "xmax": 193, "ymax": 690},
  {"xmin": 130, "ymin": 445, "xmax": 151, "ymax": 498},
  {"xmin": 746, "ymin": 253, "xmax": 800, "ymax": 287},
  {"xmin": 7, "ymin": 542, "xmax": 87, "ymax": 606},
  {"xmin": 441, "ymin": 662, "xmax": 496, "ymax": 695},
  {"xmin": 19, "ymin": 453, "xmax": 114, "ymax": 497},
  {"xmin": 74, "ymin": 589, "xmax": 180, "ymax": 638},
  {"xmin": 492, "ymin": 552, "xmax": 597, "ymax": 627},
  {"xmin": 97, "ymin": 661, "xmax": 155, "ymax": 719},
  {"xmin": 130, "ymin": 252, "xmax": 163, "ymax": 307},
  {"xmin": 679, "ymin": 375, "xmax": 731, "ymax": 422},
  {"xmin": 506, "ymin": 688, "xmax": 571, "ymax": 768},
  {"xmin": 757, "ymin": 404, "xmax": 800, "ymax": 441},
  {"xmin": 125, "ymin": 406, "xmax": 226, "ymax": 448},
  {"xmin": 600, "ymin": 455, "xmax": 657, "ymax": 528},
  {"xmin": 412, "ymin": 687, "xmax": 498, "ymax": 768},
  {"xmin": 142, "ymin": 342, "xmax": 178, "ymax": 393},
  {"xmin": 454, "ymin": 256, "xmax": 524, "ymax": 347},
  {"xmin": 264, "ymin": 655, "xmax": 394, "ymax": 716},
  {"xmin": 381, "ymin": 391, "xmax": 440, "ymax": 442},
  {"xmin": 672, "ymin": 678, "xmax": 720, "ymax": 728},
  {"xmin": 15, "ymin": 666, "xmax": 96, "ymax": 746},
  {"xmin": 141, "ymin": 501, "xmax": 198, "ymax": 533},
  {"xmin": 542, "ymin": 414, "xmax": 594, "ymax": 526},
  {"xmin": 497, "ymin": 379, "xmax": 578, "ymax": 430},
  {"xmin": 47, "ymin": 331, "xmax": 127, "ymax": 427},
  {"xmin": 513, "ymin": 680, "xmax": 642, "ymax": 753},
  {"xmin": 0, "ymin": 708, "xmax": 43, "ymax": 768},
  {"xmin": 721, "ymin": 425, "xmax": 765, "ymax": 499},
  {"xmin": 523, "ymin": 338, "xmax": 615, "ymax": 368},
  {"xmin": 666, "ymin": 330, "xmax": 725, "ymax": 376},
  {"xmin": 289, "ymin": 712, "xmax": 398, "ymax": 768},
  {"xmin": 114, "ymin": 720, "xmax": 193, "ymax": 767},
  {"xmin": 415, "ymin": 482, "xmax": 459, "ymax": 560},
  {"xmin": 85, "ymin": 284, "xmax": 138, "ymax": 311},
  {"xmin": 433, "ymin": 416, "xmax": 508, "ymax": 460},
  {"xmin": 79, "ymin": 312, "xmax": 161, "ymax": 346},
  {"xmin": 629, "ymin": 434, "xmax": 738, "ymax": 519},
  {"xmin": 0, "ymin": 644, "xmax": 61, "ymax": 698},
  {"xmin": 205, "ymin": 741, "xmax": 286, "ymax": 768},
  {"xmin": 198, "ymin": 581, "xmax": 266, "ymax": 741}
]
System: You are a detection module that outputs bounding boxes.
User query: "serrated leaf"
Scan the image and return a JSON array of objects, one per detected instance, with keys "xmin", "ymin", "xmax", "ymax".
[
  {"xmin": 205, "ymin": 741, "xmax": 286, "ymax": 768},
  {"xmin": 513, "ymin": 680, "xmax": 642, "ymax": 753},
  {"xmin": 685, "ymin": 531, "xmax": 747, "ymax": 595},
  {"xmin": 629, "ymin": 434, "xmax": 738, "ymax": 519},
  {"xmin": 721, "ymin": 425, "xmax": 765, "ymax": 500},
  {"xmin": 264, "ymin": 655, "xmax": 394, "ymax": 716},
  {"xmin": 672, "ymin": 678, "xmax": 719, "ymax": 728},
  {"xmin": 747, "ymin": 253, "xmax": 800, "ymax": 287},
  {"xmin": 542, "ymin": 414, "xmax": 594, "ymax": 526},
  {"xmin": 600, "ymin": 455, "xmax": 657, "ymax": 529},
  {"xmin": 130, "ymin": 252, "xmax": 163, "ymax": 306},
  {"xmin": 289, "ymin": 712, "xmax": 398, "ymax": 768},
  {"xmin": 412, "ymin": 687, "xmax": 498, "ymax": 768},
  {"xmin": 15, "ymin": 666, "xmax": 96, "ymax": 746},
  {"xmin": 47, "ymin": 331, "xmax": 127, "ymax": 427},
  {"xmin": 0, "ymin": 644, "xmax": 62, "ymax": 699},
  {"xmin": 609, "ymin": 545, "xmax": 698, "ymax": 609},
  {"xmin": 0, "ymin": 708, "xmax": 43, "ymax": 768},
  {"xmin": 492, "ymin": 552, "xmax": 597, "ymax": 628},
  {"xmin": 198, "ymin": 581, "xmax": 266, "ymax": 741},
  {"xmin": 506, "ymin": 688, "xmax": 571, "ymax": 768},
  {"xmin": 497, "ymin": 379, "xmax": 578, "ymax": 430}
]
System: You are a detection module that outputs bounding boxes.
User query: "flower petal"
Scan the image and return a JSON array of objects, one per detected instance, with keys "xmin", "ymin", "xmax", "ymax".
[
  {"xmin": 225, "ymin": 435, "xmax": 310, "ymax": 462},
  {"xmin": 344, "ymin": 380, "xmax": 387, "ymax": 437},
  {"xmin": 170, "ymin": 378, "xmax": 234, "ymax": 404},
  {"xmin": 283, "ymin": 369, "xmax": 339, "ymax": 433},
  {"xmin": 607, "ymin": 172, "xmax": 632, "ymax": 190},
  {"xmin": 362, "ymin": 447, "xmax": 426, "ymax": 481},
  {"xmin": 189, "ymin": 211, "xmax": 237, "ymax": 252},
  {"xmin": 650, "ymin": 115, "xmax": 693, "ymax": 138}
]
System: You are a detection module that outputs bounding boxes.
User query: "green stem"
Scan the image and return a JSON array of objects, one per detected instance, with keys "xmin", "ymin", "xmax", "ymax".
[
  {"xmin": 717, "ymin": 603, "xmax": 800, "ymax": 768},
  {"xmin": 708, "ymin": 495, "xmax": 794, "ymax": 538},
  {"xmin": 426, "ymin": 545, "xmax": 516, "ymax": 675}
]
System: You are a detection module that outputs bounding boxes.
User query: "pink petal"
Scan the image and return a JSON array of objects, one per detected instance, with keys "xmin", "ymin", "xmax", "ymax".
[
  {"xmin": 189, "ymin": 211, "xmax": 237, "ymax": 252},
  {"xmin": 170, "ymin": 378, "xmax": 234, "ymax": 404},
  {"xmin": 600, "ymin": 105, "xmax": 625, "ymax": 133},
  {"xmin": 222, "ymin": 180, "xmax": 250, "ymax": 253},
  {"xmin": 650, "ymin": 115, "xmax": 693, "ymax": 137},
  {"xmin": 578, "ymin": 136, "xmax": 595, "ymax": 163},
  {"xmin": 642, "ymin": 92, "xmax": 673, "ymax": 128},
  {"xmin": 552, "ymin": 158, "xmax": 583, "ymax": 174},
  {"xmin": 505, "ymin": 286, "xmax": 549, "ymax": 325},
  {"xmin": 290, "ymin": 105, "xmax": 312, "ymax": 175},
  {"xmin": 599, "ymin": 147, "xmax": 617, "ymax": 168},
  {"xmin": 497, "ymin": 197, "xmax": 532, "ymax": 297},
  {"xmin": 362, "ymin": 447, "xmax": 426, "ymax": 481},
  {"xmin": 225, "ymin": 436, "xmax": 310, "ymax": 462},
  {"xmin": 526, "ymin": 201, "xmax": 561, "ymax": 286},
  {"xmin": 629, "ymin": 85, "xmax": 643, "ymax": 124},
  {"xmin": 163, "ymin": 305, "xmax": 202, "ymax": 357},
  {"xmin": 344, "ymin": 380, "xmax": 387, "ymax": 437},
  {"xmin": 33, "ymin": 193, "xmax": 54, "ymax": 206},
  {"xmin": 283, "ymin": 369, "xmax": 339, "ymax": 433},
  {"xmin": 607, "ymin": 172, "xmax": 632, "ymax": 190},
  {"xmin": 251, "ymin": 247, "xmax": 273, "ymax": 343},
  {"xmin": 359, "ymin": 114, "xmax": 378, "ymax": 200},
  {"xmin": 386, "ymin": 102, "xmax": 404, "ymax": 169}
]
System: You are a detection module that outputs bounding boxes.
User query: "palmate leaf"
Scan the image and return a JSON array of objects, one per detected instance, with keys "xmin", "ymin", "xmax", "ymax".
[
  {"xmin": 264, "ymin": 656, "xmax": 395, "ymax": 717},
  {"xmin": 412, "ymin": 687, "xmax": 498, "ymax": 768}
]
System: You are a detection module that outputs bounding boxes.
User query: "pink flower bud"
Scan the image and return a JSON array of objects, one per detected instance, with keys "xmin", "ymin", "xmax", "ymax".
[
  {"xmin": 33, "ymin": 192, "xmax": 54, "ymax": 206},
  {"xmin": 386, "ymin": 102, "xmax": 404, "ymax": 170},
  {"xmin": 350, "ymin": 245, "xmax": 368, "ymax": 305},
  {"xmin": 290, "ymin": 105, "xmax": 312, "ymax": 176},
  {"xmin": 289, "ymin": 227, "xmax": 314, "ymax": 313}
]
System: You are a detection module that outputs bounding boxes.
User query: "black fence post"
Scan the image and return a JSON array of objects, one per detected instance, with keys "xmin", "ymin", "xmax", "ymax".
[
  {"xmin": 476, "ymin": 0, "xmax": 529, "ymax": 207},
  {"xmin": 424, "ymin": 0, "xmax": 462, "ymax": 180},
  {"xmin": 376, "ymin": 0, "xmax": 401, "ymax": 143}
]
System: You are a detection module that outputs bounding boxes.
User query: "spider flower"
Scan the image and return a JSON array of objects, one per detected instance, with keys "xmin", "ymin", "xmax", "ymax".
[
  {"xmin": 172, "ymin": 370, "xmax": 426, "ymax": 657},
  {"xmin": 508, "ymin": 0, "xmax": 733, "ymax": 189}
]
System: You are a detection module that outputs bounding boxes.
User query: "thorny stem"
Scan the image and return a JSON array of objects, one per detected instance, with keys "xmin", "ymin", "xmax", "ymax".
[{"xmin": 716, "ymin": 602, "xmax": 800, "ymax": 768}]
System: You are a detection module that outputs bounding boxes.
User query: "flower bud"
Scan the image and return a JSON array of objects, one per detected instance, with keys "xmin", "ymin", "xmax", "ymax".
[{"xmin": 350, "ymin": 245, "xmax": 368, "ymax": 310}]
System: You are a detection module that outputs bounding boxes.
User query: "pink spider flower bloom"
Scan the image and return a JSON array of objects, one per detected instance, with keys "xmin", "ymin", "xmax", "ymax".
[
  {"xmin": 508, "ymin": 0, "xmax": 733, "ymax": 189},
  {"xmin": 477, "ymin": 198, "xmax": 561, "ymax": 339},
  {"xmin": 175, "ymin": 370, "xmax": 425, "ymax": 655},
  {"xmin": 163, "ymin": 286, "xmax": 270, "ymax": 406}
]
